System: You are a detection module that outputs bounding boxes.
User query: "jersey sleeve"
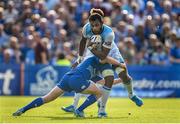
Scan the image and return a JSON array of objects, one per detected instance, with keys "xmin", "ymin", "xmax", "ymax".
[{"xmin": 102, "ymin": 32, "xmax": 114, "ymax": 49}]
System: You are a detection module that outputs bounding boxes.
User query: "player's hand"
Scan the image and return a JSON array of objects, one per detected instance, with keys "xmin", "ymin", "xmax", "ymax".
[
  {"xmin": 87, "ymin": 41, "xmax": 96, "ymax": 47},
  {"xmin": 76, "ymin": 55, "xmax": 83, "ymax": 63},
  {"xmin": 71, "ymin": 55, "xmax": 83, "ymax": 68},
  {"xmin": 119, "ymin": 63, "xmax": 126, "ymax": 70},
  {"xmin": 71, "ymin": 61, "xmax": 79, "ymax": 69},
  {"xmin": 87, "ymin": 41, "xmax": 98, "ymax": 51}
]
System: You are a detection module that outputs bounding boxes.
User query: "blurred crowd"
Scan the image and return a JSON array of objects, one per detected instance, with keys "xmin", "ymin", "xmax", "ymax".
[{"xmin": 0, "ymin": 0, "xmax": 179, "ymax": 66}]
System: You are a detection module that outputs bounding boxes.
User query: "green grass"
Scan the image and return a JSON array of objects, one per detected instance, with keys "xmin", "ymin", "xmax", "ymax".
[{"xmin": 0, "ymin": 96, "xmax": 180, "ymax": 123}]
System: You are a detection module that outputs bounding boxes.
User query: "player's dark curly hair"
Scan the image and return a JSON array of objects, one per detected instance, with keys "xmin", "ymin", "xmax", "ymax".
[{"xmin": 89, "ymin": 8, "xmax": 104, "ymax": 23}]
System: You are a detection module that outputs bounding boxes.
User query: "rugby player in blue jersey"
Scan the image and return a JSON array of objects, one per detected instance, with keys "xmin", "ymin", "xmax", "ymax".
[
  {"xmin": 12, "ymin": 56, "xmax": 122, "ymax": 117},
  {"xmin": 62, "ymin": 8, "xmax": 143, "ymax": 117}
]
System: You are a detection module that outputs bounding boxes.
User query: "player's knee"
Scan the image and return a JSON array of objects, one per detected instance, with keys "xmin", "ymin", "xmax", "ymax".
[
  {"xmin": 42, "ymin": 96, "xmax": 50, "ymax": 103},
  {"xmin": 42, "ymin": 94, "xmax": 57, "ymax": 103},
  {"xmin": 115, "ymin": 67, "xmax": 126, "ymax": 75},
  {"xmin": 104, "ymin": 75, "xmax": 114, "ymax": 88},
  {"xmin": 102, "ymin": 69, "xmax": 114, "ymax": 78},
  {"xmin": 117, "ymin": 67, "xmax": 128, "ymax": 82}
]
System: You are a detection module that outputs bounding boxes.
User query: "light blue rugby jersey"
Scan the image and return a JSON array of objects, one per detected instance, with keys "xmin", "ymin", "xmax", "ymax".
[
  {"xmin": 82, "ymin": 22, "xmax": 124, "ymax": 63},
  {"xmin": 82, "ymin": 22, "xmax": 114, "ymax": 49}
]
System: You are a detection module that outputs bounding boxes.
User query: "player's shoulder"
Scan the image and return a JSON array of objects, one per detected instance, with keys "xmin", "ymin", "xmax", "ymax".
[
  {"xmin": 102, "ymin": 24, "xmax": 114, "ymax": 39},
  {"xmin": 102, "ymin": 24, "xmax": 114, "ymax": 38},
  {"xmin": 82, "ymin": 22, "xmax": 91, "ymax": 37},
  {"xmin": 103, "ymin": 24, "xmax": 114, "ymax": 33},
  {"xmin": 83, "ymin": 22, "xmax": 90, "ymax": 28}
]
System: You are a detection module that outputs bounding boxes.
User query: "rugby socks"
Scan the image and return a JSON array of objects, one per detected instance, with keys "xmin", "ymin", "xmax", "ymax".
[
  {"xmin": 73, "ymin": 93, "xmax": 82, "ymax": 108},
  {"xmin": 99, "ymin": 86, "xmax": 111, "ymax": 113},
  {"xmin": 124, "ymin": 81, "xmax": 134, "ymax": 98},
  {"xmin": 96, "ymin": 84, "xmax": 102, "ymax": 104},
  {"xmin": 77, "ymin": 95, "xmax": 97, "ymax": 112},
  {"xmin": 22, "ymin": 97, "xmax": 44, "ymax": 113}
]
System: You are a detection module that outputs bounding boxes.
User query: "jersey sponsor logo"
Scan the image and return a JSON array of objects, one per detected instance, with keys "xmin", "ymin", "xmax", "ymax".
[{"xmin": 104, "ymin": 41, "xmax": 111, "ymax": 46}]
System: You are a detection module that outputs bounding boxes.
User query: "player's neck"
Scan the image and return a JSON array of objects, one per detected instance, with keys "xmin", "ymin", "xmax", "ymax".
[
  {"xmin": 92, "ymin": 25, "xmax": 104, "ymax": 35},
  {"xmin": 99, "ymin": 25, "xmax": 104, "ymax": 34}
]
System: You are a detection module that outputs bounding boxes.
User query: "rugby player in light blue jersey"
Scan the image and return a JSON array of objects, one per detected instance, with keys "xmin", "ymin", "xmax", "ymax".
[
  {"xmin": 62, "ymin": 8, "xmax": 143, "ymax": 118},
  {"xmin": 12, "ymin": 56, "xmax": 122, "ymax": 117}
]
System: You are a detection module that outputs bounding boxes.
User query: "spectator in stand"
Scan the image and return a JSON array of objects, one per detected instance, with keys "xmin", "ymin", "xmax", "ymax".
[
  {"xmin": 151, "ymin": 42, "xmax": 169, "ymax": 65},
  {"xmin": 126, "ymin": 14, "xmax": 134, "ymax": 26},
  {"xmin": 1, "ymin": 36, "xmax": 21, "ymax": 64},
  {"xmin": 144, "ymin": 1, "xmax": 159, "ymax": 17},
  {"xmin": 162, "ymin": 0, "xmax": 172, "ymax": 16},
  {"xmin": 0, "ymin": 24, "xmax": 9, "ymax": 46},
  {"xmin": 2, "ymin": 48, "xmax": 14, "ymax": 64},
  {"xmin": 170, "ymin": 37, "xmax": 180, "ymax": 65},
  {"xmin": 3, "ymin": 1, "xmax": 18, "ymax": 24},
  {"xmin": 126, "ymin": 25, "xmax": 136, "ymax": 42},
  {"xmin": 144, "ymin": 16, "xmax": 157, "ymax": 39},
  {"xmin": 25, "ymin": 35, "xmax": 35, "ymax": 65},
  {"xmin": 135, "ymin": 48, "xmax": 149, "ymax": 65},
  {"xmin": 36, "ymin": 17, "xmax": 48, "ymax": 37},
  {"xmin": 0, "ymin": 7, "xmax": 5, "ymax": 24},
  {"xmin": 145, "ymin": 34, "xmax": 160, "ymax": 64},
  {"xmin": 63, "ymin": 42, "xmax": 73, "ymax": 61},
  {"xmin": 133, "ymin": 10, "xmax": 146, "ymax": 27},
  {"xmin": 80, "ymin": 11, "xmax": 89, "ymax": 26},
  {"xmin": 160, "ymin": 22, "xmax": 171, "ymax": 44},
  {"xmin": 46, "ymin": 10, "xmax": 57, "ymax": 38},
  {"xmin": 33, "ymin": 32, "xmax": 49, "ymax": 64},
  {"xmin": 8, "ymin": 36, "xmax": 21, "ymax": 63},
  {"xmin": 134, "ymin": 23, "xmax": 147, "ymax": 51},
  {"xmin": 114, "ymin": 21, "xmax": 127, "ymax": 44},
  {"xmin": 122, "ymin": 37, "xmax": 136, "ymax": 65},
  {"xmin": 172, "ymin": 0, "xmax": 180, "ymax": 14},
  {"xmin": 0, "ymin": 0, "xmax": 179, "ymax": 66},
  {"xmin": 111, "ymin": 1, "xmax": 122, "ymax": 27},
  {"xmin": 56, "ymin": 52, "xmax": 71, "ymax": 66}
]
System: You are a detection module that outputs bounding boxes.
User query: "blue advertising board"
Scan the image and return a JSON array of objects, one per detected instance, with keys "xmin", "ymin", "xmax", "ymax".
[
  {"xmin": 24, "ymin": 65, "xmax": 71, "ymax": 96},
  {"xmin": 0, "ymin": 64, "xmax": 180, "ymax": 97},
  {"xmin": 110, "ymin": 65, "xmax": 180, "ymax": 97},
  {"xmin": 0, "ymin": 64, "xmax": 21, "ymax": 95}
]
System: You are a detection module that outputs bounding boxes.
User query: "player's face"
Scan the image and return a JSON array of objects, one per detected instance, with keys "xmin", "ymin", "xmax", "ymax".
[{"xmin": 90, "ymin": 20, "xmax": 102, "ymax": 34}]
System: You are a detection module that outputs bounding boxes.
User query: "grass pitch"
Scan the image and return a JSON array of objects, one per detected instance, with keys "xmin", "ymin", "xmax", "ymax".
[{"xmin": 0, "ymin": 96, "xmax": 180, "ymax": 123}]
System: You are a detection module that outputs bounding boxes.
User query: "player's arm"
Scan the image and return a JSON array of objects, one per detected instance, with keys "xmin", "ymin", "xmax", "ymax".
[
  {"xmin": 100, "ymin": 56, "xmax": 126, "ymax": 69},
  {"xmin": 88, "ymin": 32, "xmax": 114, "ymax": 60},
  {"xmin": 89, "ymin": 46, "xmax": 110, "ymax": 60},
  {"xmin": 97, "ymin": 78, "xmax": 122, "ymax": 85},
  {"xmin": 79, "ymin": 35, "xmax": 87, "ymax": 57},
  {"xmin": 72, "ymin": 35, "xmax": 87, "ymax": 68}
]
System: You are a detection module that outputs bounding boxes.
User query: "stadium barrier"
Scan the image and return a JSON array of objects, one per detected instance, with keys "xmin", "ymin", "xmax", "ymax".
[{"xmin": 0, "ymin": 64, "xmax": 180, "ymax": 97}]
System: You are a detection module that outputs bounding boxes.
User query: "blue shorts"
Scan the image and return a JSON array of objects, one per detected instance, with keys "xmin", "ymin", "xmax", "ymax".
[{"xmin": 57, "ymin": 72, "xmax": 90, "ymax": 93}]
